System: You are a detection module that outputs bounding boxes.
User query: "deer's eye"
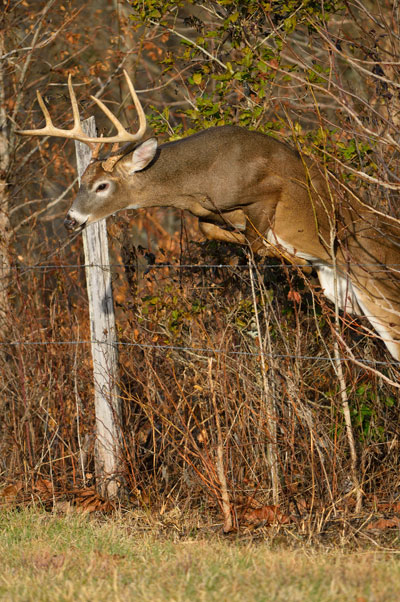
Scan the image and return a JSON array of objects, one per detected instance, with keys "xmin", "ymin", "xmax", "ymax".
[{"xmin": 96, "ymin": 182, "xmax": 109, "ymax": 192}]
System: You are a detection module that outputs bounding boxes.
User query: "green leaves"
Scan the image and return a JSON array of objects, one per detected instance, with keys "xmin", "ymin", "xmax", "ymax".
[
  {"xmin": 129, "ymin": 0, "xmax": 185, "ymax": 24},
  {"xmin": 128, "ymin": 0, "xmax": 347, "ymax": 144},
  {"xmin": 284, "ymin": 15, "xmax": 297, "ymax": 33},
  {"xmin": 192, "ymin": 72, "xmax": 202, "ymax": 85}
]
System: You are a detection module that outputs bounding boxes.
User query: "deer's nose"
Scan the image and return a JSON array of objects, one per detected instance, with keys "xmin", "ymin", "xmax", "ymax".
[{"xmin": 64, "ymin": 214, "xmax": 77, "ymax": 231}]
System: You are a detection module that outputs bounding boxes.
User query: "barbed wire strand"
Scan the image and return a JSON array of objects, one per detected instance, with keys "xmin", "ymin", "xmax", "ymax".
[
  {"xmin": 3, "ymin": 260, "xmax": 399, "ymax": 368},
  {"xmin": 2, "ymin": 339, "xmax": 399, "ymax": 365},
  {"xmin": 2, "ymin": 262, "xmax": 400, "ymax": 270}
]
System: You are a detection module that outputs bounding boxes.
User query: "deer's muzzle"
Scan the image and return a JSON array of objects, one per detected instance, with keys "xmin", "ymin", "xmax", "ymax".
[
  {"xmin": 64, "ymin": 215, "xmax": 77, "ymax": 231},
  {"xmin": 64, "ymin": 213, "xmax": 87, "ymax": 232}
]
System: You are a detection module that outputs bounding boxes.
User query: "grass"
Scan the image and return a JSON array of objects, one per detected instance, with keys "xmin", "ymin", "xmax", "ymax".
[{"xmin": 1, "ymin": 507, "xmax": 400, "ymax": 601}]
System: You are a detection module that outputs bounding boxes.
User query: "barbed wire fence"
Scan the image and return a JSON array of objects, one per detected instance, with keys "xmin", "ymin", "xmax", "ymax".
[
  {"xmin": 4, "ymin": 260, "xmax": 400, "ymax": 365},
  {"xmin": 2, "ymin": 235, "xmax": 400, "ymax": 512}
]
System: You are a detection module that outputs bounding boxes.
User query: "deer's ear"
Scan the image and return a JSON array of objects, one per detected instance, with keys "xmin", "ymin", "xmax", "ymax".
[{"xmin": 123, "ymin": 138, "xmax": 158, "ymax": 174}]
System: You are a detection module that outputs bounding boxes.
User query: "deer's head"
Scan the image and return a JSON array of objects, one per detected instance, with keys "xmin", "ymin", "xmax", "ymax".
[
  {"xmin": 65, "ymin": 136, "xmax": 158, "ymax": 231},
  {"xmin": 18, "ymin": 70, "xmax": 155, "ymax": 232}
]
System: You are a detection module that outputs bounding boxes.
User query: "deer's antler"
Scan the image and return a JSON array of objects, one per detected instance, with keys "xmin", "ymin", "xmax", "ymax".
[{"xmin": 17, "ymin": 70, "xmax": 147, "ymax": 149}]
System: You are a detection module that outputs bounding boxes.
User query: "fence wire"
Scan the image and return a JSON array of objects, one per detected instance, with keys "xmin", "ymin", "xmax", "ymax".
[
  {"xmin": 3, "ymin": 260, "xmax": 400, "ymax": 366},
  {"xmin": 3, "ymin": 262, "xmax": 400, "ymax": 270},
  {"xmin": 3, "ymin": 338, "xmax": 399, "ymax": 366}
]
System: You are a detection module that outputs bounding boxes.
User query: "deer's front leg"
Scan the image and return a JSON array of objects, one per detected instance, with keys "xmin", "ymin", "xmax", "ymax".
[{"xmin": 198, "ymin": 209, "xmax": 247, "ymax": 244}]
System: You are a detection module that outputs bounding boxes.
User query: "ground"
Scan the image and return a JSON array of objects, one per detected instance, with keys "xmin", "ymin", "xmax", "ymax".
[{"xmin": 1, "ymin": 507, "xmax": 400, "ymax": 601}]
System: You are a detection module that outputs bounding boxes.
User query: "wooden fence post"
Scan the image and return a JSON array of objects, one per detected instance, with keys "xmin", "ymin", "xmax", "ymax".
[{"xmin": 75, "ymin": 117, "xmax": 121, "ymax": 499}]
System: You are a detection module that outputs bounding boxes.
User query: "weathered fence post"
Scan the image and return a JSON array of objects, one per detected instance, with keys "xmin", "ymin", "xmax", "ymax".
[{"xmin": 75, "ymin": 117, "xmax": 121, "ymax": 499}]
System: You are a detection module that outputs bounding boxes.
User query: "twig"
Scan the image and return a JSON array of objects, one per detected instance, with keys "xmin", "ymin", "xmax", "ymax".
[
  {"xmin": 248, "ymin": 253, "xmax": 280, "ymax": 504},
  {"xmin": 208, "ymin": 358, "xmax": 232, "ymax": 533}
]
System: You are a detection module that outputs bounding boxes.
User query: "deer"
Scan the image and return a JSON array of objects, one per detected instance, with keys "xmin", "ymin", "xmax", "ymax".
[{"xmin": 18, "ymin": 71, "xmax": 400, "ymax": 361}]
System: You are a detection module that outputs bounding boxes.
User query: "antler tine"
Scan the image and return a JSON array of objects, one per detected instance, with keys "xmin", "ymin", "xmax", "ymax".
[
  {"xmin": 89, "ymin": 70, "xmax": 147, "ymax": 143},
  {"xmin": 17, "ymin": 78, "xmax": 93, "ymax": 143},
  {"xmin": 123, "ymin": 69, "xmax": 147, "ymax": 140},
  {"xmin": 67, "ymin": 73, "xmax": 85, "ymax": 137},
  {"xmin": 36, "ymin": 90, "xmax": 54, "ymax": 129},
  {"xmin": 91, "ymin": 138, "xmax": 103, "ymax": 160},
  {"xmin": 17, "ymin": 71, "xmax": 147, "ymax": 147},
  {"xmin": 16, "ymin": 89, "xmax": 57, "ymax": 137},
  {"xmin": 89, "ymin": 96, "xmax": 128, "ymax": 135}
]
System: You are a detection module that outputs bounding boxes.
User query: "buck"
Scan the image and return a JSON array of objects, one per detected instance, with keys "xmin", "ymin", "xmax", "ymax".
[{"xmin": 18, "ymin": 71, "xmax": 400, "ymax": 361}]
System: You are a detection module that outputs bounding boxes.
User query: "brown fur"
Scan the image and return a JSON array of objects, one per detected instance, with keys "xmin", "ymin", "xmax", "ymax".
[{"xmin": 66, "ymin": 126, "xmax": 400, "ymax": 360}]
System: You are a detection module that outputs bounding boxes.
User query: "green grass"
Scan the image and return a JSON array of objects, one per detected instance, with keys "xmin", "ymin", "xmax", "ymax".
[{"xmin": 1, "ymin": 507, "xmax": 400, "ymax": 601}]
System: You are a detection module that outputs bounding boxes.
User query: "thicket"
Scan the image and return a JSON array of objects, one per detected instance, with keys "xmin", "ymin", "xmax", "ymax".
[{"xmin": 1, "ymin": 0, "xmax": 400, "ymax": 529}]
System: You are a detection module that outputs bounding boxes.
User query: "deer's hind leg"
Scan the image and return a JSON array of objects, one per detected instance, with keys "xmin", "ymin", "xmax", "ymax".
[{"xmin": 352, "ymin": 278, "xmax": 400, "ymax": 361}]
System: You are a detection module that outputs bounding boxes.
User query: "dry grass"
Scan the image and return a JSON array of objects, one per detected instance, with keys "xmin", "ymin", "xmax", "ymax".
[{"xmin": 1, "ymin": 507, "xmax": 400, "ymax": 602}]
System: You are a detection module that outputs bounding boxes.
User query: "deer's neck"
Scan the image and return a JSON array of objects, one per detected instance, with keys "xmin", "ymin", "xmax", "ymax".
[{"xmin": 127, "ymin": 138, "xmax": 216, "ymax": 215}]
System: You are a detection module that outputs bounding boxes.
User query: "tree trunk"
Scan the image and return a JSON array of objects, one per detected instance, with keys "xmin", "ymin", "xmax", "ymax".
[{"xmin": 0, "ymin": 30, "xmax": 11, "ymax": 349}]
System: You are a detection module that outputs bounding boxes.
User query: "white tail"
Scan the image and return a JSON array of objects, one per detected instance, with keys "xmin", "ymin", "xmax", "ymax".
[{"xmin": 18, "ymin": 72, "xmax": 400, "ymax": 361}]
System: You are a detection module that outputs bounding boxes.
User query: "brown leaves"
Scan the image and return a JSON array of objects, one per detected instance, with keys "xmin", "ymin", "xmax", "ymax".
[
  {"xmin": 242, "ymin": 503, "xmax": 292, "ymax": 526},
  {"xmin": 1, "ymin": 481, "xmax": 24, "ymax": 502},
  {"xmin": 65, "ymin": 32, "xmax": 81, "ymax": 45},
  {"xmin": 366, "ymin": 517, "xmax": 400, "ymax": 531},
  {"xmin": 72, "ymin": 488, "xmax": 115, "ymax": 513},
  {"xmin": 376, "ymin": 501, "xmax": 400, "ymax": 513},
  {"xmin": 287, "ymin": 289, "xmax": 301, "ymax": 304},
  {"xmin": 1, "ymin": 478, "xmax": 54, "ymax": 503},
  {"xmin": 364, "ymin": 500, "xmax": 400, "ymax": 531},
  {"xmin": 1, "ymin": 481, "xmax": 114, "ymax": 514},
  {"xmin": 34, "ymin": 478, "xmax": 54, "ymax": 497}
]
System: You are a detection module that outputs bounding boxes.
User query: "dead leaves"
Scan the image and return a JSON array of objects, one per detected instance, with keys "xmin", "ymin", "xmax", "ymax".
[
  {"xmin": 287, "ymin": 289, "xmax": 302, "ymax": 304},
  {"xmin": 376, "ymin": 501, "xmax": 400, "ymax": 514},
  {"xmin": 34, "ymin": 478, "xmax": 54, "ymax": 498},
  {"xmin": 72, "ymin": 487, "xmax": 115, "ymax": 513},
  {"xmin": 3, "ymin": 478, "xmax": 400, "ymax": 534},
  {"xmin": 1, "ymin": 481, "xmax": 24, "ymax": 502},
  {"xmin": 366, "ymin": 517, "xmax": 400, "ymax": 531},
  {"xmin": 243, "ymin": 504, "xmax": 292, "ymax": 526},
  {"xmin": 1, "ymin": 481, "xmax": 114, "ymax": 514},
  {"xmin": 365, "ymin": 500, "xmax": 400, "ymax": 531},
  {"xmin": 1, "ymin": 478, "xmax": 53, "ymax": 505},
  {"xmin": 237, "ymin": 496, "xmax": 292, "ymax": 528}
]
